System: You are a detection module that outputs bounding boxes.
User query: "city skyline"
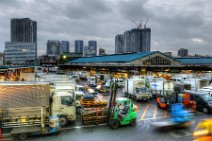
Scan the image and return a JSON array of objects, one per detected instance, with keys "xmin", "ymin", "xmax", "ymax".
[{"xmin": 0, "ymin": 0, "xmax": 212, "ymax": 56}]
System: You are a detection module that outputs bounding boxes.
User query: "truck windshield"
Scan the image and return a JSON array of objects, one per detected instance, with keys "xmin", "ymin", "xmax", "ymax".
[
  {"xmin": 201, "ymin": 94, "xmax": 212, "ymax": 101},
  {"xmin": 61, "ymin": 96, "xmax": 73, "ymax": 106},
  {"xmin": 78, "ymin": 87, "xmax": 85, "ymax": 92},
  {"xmin": 135, "ymin": 87, "xmax": 148, "ymax": 93}
]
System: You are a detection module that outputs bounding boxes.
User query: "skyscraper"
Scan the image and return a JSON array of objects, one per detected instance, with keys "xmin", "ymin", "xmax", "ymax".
[
  {"xmin": 46, "ymin": 40, "xmax": 60, "ymax": 55},
  {"xmin": 74, "ymin": 40, "xmax": 84, "ymax": 53},
  {"xmin": 178, "ymin": 48, "xmax": 188, "ymax": 57},
  {"xmin": 87, "ymin": 40, "xmax": 97, "ymax": 56},
  {"xmin": 11, "ymin": 18, "xmax": 37, "ymax": 43},
  {"xmin": 115, "ymin": 34, "xmax": 124, "ymax": 54},
  {"xmin": 60, "ymin": 41, "xmax": 70, "ymax": 53},
  {"xmin": 124, "ymin": 30, "xmax": 132, "ymax": 53},
  {"xmin": 88, "ymin": 40, "xmax": 97, "ymax": 49},
  {"xmin": 115, "ymin": 27, "xmax": 151, "ymax": 54},
  {"xmin": 4, "ymin": 18, "xmax": 37, "ymax": 65}
]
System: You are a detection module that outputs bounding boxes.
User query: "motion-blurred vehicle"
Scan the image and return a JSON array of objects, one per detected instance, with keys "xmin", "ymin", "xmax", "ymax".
[
  {"xmin": 151, "ymin": 103, "xmax": 193, "ymax": 129},
  {"xmin": 193, "ymin": 118, "xmax": 212, "ymax": 141},
  {"xmin": 156, "ymin": 90, "xmax": 175, "ymax": 110}
]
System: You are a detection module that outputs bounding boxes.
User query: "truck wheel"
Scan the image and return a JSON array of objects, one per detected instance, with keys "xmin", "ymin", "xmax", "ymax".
[
  {"xmin": 130, "ymin": 119, "xmax": 136, "ymax": 126},
  {"xmin": 59, "ymin": 115, "xmax": 69, "ymax": 127},
  {"xmin": 110, "ymin": 120, "xmax": 120, "ymax": 129},
  {"xmin": 18, "ymin": 133, "xmax": 28, "ymax": 140},
  {"xmin": 203, "ymin": 107, "xmax": 209, "ymax": 114}
]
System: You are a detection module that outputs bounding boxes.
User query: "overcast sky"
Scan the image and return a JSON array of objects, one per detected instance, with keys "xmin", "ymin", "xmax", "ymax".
[{"xmin": 0, "ymin": 0, "xmax": 211, "ymax": 56}]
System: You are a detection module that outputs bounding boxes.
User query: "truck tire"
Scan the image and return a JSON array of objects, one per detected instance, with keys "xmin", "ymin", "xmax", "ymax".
[
  {"xmin": 17, "ymin": 133, "xmax": 28, "ymax": 140},
  {"xmin": 130, "ymin": 119, "xmax": 136, "ymax": 126},
  {"xmin": 110, "ymin": 120, "xmax": 120, "ymax": 129},
  {"xmin": 203, "ymin": 107, "xmax": 209, "ymax": 114},
  {"xmin": 59, "ymin": 115, "xmax": 69, "ymax": 127}
]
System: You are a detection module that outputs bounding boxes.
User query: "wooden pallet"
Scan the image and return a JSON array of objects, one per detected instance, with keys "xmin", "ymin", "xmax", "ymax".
[{"xmin": 81, "ymin": 110, "xmax": 108, "ymax": 125}]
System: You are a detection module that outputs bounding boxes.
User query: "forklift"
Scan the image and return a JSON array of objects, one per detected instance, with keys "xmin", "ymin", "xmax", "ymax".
[
  {"xmin": 156, "ymin": 90, "xmax": 176, "ymax": 110},
  {"xmin": 107, "ymin": 80, "xmax": 137, "ymax": 129}
]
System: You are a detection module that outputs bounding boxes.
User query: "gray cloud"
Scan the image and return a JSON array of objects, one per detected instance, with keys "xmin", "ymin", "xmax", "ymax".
[{"xmin": 0, "ymin": 0, "xmax": 211, "ymax": 56}]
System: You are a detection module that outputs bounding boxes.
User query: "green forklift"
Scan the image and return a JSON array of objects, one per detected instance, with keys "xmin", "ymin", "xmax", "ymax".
[{"xmin": 108, "ymin": 80, "xmax": 137, "ymax": 129}]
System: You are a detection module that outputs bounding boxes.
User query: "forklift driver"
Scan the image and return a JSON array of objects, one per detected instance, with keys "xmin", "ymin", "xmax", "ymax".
[{"xmin": 118, "ymin": 102, "xmax": 130, "ymax": 119}]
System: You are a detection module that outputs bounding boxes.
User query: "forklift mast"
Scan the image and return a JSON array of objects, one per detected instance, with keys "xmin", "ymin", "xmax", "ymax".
[{"xmin": 107, "ymin": 79, "xmax": 118, "ymax": 122}]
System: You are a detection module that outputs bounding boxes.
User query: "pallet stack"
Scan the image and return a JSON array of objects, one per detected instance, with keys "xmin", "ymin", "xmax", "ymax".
[
  {"xmin": 81, "ymin": 95, "xmax": 107, "ymax": 108},
  {"xmin": 80, "ymin": 95, "xmax": 108, "ymax": 125}
]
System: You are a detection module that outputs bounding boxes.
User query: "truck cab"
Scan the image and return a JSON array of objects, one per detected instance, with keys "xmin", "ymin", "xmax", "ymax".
[{"xmin": 51, "ymin": 89, "xmax": 76, "ymax": 127}]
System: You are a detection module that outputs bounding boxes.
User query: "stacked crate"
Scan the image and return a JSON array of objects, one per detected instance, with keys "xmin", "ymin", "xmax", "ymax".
[{"xmin": 80, "ymin": 95, "xmax": 108, "ymax": 125}]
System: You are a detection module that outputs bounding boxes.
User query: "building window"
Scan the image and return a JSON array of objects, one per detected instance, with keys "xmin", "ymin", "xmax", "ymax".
[{"xmin": 143, "ymin": 56, "xmax": 171, "ymax": 65}]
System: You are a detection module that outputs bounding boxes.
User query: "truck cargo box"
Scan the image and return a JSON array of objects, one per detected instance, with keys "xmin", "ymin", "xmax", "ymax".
[{"xmin": 0, "ymin": 82, "xmax": 50, "ymax": 109}]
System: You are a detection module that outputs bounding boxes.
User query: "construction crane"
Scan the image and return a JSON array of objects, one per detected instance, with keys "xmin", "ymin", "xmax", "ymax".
[
  {"xmin": 144, "ymin": 18, "xmax": 148, "ymax": 29},
  {"xmin": 131, "ymin": 19, "xmax": 142, "ymax": 29}
]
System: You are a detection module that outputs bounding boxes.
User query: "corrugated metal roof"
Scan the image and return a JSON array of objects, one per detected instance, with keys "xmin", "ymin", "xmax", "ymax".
[
  {"xmin": 69, "ymin": 51, "xmax": 158, "ymax": 63},
  {"xmin": 176, "ymin": 58, "xmax": 212, "ymax": 65}
]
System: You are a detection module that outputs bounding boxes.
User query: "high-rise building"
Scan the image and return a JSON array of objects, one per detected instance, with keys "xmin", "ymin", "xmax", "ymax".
[
  {"xmin": 178, "ymin": 48, "xmax": 188, "ymax": 57},
  {"xmin": 74, "ymin": 40, "xmax": 84, "ymax": 53},
  {"xmin": 83, "ymin": 40, "xmax": 97, "ymax": 57},
  {"xmin": 115, "ymin": 27, "xmax": 151, "ymax": 54},
  {"xmin": 88, "ymin": 40, "xmax": 97, "ymax": 49},
  {"xmin": 124, "ymin": 30, "xmax": 132, "ymax": 53},
  {"xmin": 11, "ymin": 18, "xmax": 37, "ymax": 43},
  {"xmin": 141, "ymin": 28, "xmax": 151, "ymax": 52},
  {"xmin": 115, "ymin": 34, "xmax": 124, "ymax": 54},
  {"xmin": 60, "ymin": 41, "xmax": 70, "ymax": 53},
  {"xmin": 46, "ymin": 40, "xmax": 60, "ymax": 56},
  {"xmin": 4, "ymin": 18, "xmax": 37, "ymax": 65}
]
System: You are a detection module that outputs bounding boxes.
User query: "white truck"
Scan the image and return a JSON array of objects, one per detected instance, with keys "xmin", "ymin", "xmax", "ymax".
[
  {"xmin": 183, "ymin": 78, "xmax": 209, "ymax": 91},
  {"xmin": 0, "ymin": 82, "xmax": 60, "ymax": 140},
  {"xmin": 50, "ymin": 81, "xmax": 84, "ymax": 126},
  {"xmin": 149, "ymin": 77, "xmax": 174, "ymax": 96},
  {"xmin": 124, "ymin": 77, "xmax": 152, "ymax": 101}
]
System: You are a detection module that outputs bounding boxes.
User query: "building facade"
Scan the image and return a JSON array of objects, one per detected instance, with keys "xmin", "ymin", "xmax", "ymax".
[
  {"xmin": 74, "ymin": 40, "xmax": 84, "ymax": 53},
  {"xmin": 0, "ymin": 52, "xmax": 4, "ymax": 66},
  {"xmin": 115, "ymin": 34, "xmax": 124, "ymax": 54},
  {"xmin": 88, "ymin": 40, "xmax": 97, "ymax": 49},
  {"xmin": 178, "ymin": 48, "xmax": 188, "ymax": 57},
  {"xmin": 46, "ymin": 40, "xmax": 60, "ymax": 56},
  {"xmin": 60, "ymin": 41, "xmax": 70, "ymax": 53},
  {"xmin": 83, "ymin": 46, "xmax": 97, "ymax": 57},
  {"xmin": 164, "ymin": 52, "xmax": 172, "ymax": 57},
  {"xmin": 99, "ymin": 48, "xmax": 106, "ymax": 56},
  {"xmin": 4, "ymin": 42, "xmax": 36, "ymax": 65},
  {"xmin": 116, "ymin": 27, "xmax": 151, "ymax": 53},
  {"xmin": 11, "ymin": 18, "xmax": 37, "ymax": 43},
  {"xmin": 123, "ymin": 30, "xmax": 132, "ymax": 53}
]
